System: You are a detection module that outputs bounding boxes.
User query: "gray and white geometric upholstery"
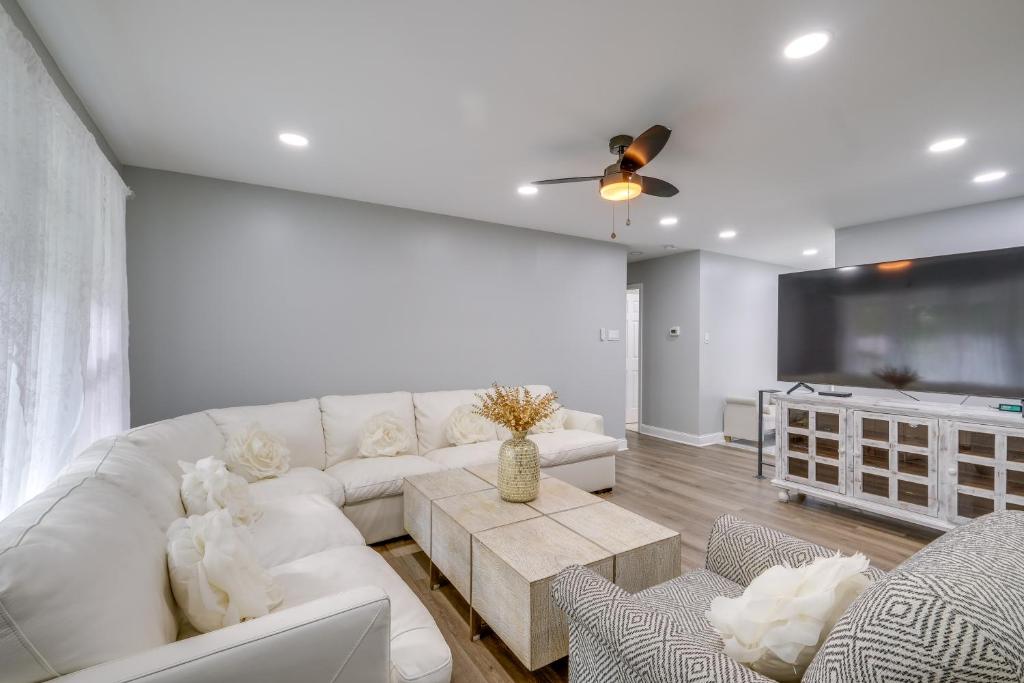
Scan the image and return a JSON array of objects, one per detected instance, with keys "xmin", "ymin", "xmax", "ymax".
[
  {"xmin": 552, "ymin": 565, "xmax": 774, "ymax": 683},
  {"xmin": 803, "ymin": 511, "xmax": 1024, "ymax": 683},
  {"xmin": 705, "ymin": 514, "xmax": 886, "ymax": 586}
]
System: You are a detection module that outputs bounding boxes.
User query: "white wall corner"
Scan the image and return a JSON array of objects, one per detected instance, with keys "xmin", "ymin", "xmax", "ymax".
[{"xmin": 638, "ymin": 424, "xmax": 724, "ymax": 447}]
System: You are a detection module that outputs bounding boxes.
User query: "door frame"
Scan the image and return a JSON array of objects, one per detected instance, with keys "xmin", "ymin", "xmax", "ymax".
[{"xmin": 626, "ymin": 283, "xmax": 643, "ymax": 429}]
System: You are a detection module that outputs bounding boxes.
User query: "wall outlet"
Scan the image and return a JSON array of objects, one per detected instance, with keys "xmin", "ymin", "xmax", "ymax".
[
  {"xmin": 668, "ymin": 326, "xmax": 680, "ymax": 337},
  {"xmin": 703, "ymin": 332, "xmax": 710, "ymax": 344}
]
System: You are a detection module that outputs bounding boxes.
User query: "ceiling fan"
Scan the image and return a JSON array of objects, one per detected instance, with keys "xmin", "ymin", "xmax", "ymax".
[{"xmin": 532, "ymin": 125, "xmax": 679, "ymax": 202}]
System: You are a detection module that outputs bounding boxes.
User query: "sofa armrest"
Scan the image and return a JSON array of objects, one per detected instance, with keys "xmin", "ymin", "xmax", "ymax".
[
  {"xmin": 58, "ymin": 588, "xmax": 391, "ymax": 683},
  {"xmin": 551, "ymin": 566, "xmax": 772, "ymax": 683},
  {"xmin": 564, "ymin": 409, "xmax": 604, "ymax": 434},
  {"xmin": 705, "ymin": 515, "xmax": 886, "ymax": 587}
]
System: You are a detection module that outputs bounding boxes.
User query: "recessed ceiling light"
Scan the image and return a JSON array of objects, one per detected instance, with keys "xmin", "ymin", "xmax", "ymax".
[
  {"xmin": 629, "ymin": 251, "xmax": 644, "ymax": 256},
  {"xmin": 973, "ymin": 170, "xmax": 1008, "ymax": 183},
  {"xmin": 659, "ymin": 216, "xmax": 679, "ymax": 226},
  {"xmin": 928, "ymin": 137, "xmax": 966, "ymax": 153},
  {"xmin": 517, "ymin": 185, "xmax": 539, "ymax": 196},
  {"xmin": 718, "ymin": 229, "xmax": 737, "ymax": 239},
  {"xmin": 278, "ymin": 132, "xmax": 309, "ymax": 147},
  {"xmin": 839, "ymin": 266, "xmax": 859, "ymax": 272},
  {"xmin": 663, "ymin": 244, "xmax": 677, "ymax": 250},
  {"xmin": 783, "ymin": 32, "xmax": 831, "ymax": 59},
  {"xmin": 802, "ymin": 248, "xmax": 819, "ymax": 256}
]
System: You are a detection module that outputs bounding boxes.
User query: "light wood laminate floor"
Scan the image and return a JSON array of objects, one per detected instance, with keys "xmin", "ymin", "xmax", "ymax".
[{"xmin": 374, "ymin": 431, "xmax": 940, "ymax": 682}]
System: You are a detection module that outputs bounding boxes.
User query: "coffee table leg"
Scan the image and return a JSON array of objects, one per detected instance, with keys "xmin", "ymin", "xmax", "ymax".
[{"xmin": 470, "ymin": 607, "xmax": 485, "ymax": 641}]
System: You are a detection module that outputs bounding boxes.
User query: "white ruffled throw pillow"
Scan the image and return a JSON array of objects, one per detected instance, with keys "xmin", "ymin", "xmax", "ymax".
[
  {"xmin": 359, "ymin": 411, "xmax": 412, "ymax": 457},
  {"xmin": 166, "ymin": 509, "xmax": 283, "ymax": 633},
  {"xmin": 179, "ymin": 456, "xmax": 260, "ymax": 526},
  {"xmin": 530, "ymin": 404, "xmax": 567, "ymax": 433},
  {"xmin": 223, "ymin": 424, "xmax": 291, "ymax": 482},
  {"xmin": 707, "ymin": 553, "xmax": 872, "ymax": 682},
  {"xmin": 446, "ymin": 404, "xmax": 491, "ymax": 445}
]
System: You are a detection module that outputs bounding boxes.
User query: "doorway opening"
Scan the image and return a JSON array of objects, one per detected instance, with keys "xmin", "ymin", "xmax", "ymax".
[{"xmin": 626, "ymin": 284, "xmax": 641, "ymax": 432}]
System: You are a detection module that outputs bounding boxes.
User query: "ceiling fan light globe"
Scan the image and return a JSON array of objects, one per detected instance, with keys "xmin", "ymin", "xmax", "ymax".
[{"xmin": 599, "ymin": 172, "xmax": 642, "ymax": 201}]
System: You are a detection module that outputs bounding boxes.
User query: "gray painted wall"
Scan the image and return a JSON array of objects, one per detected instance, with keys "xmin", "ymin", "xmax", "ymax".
[
  {"xmin": 124, "ymin": 167, "xmax": 627, "ymax": 436},
  {"xmin": 627, "ymin": 250, "xmax": 790, "ymax": 437},
  {"xmin": 835, "ymin": 195, "xmax": 1024, "ymax": 266},
  {"xmin": 3, "ymin": 0, "xmax": 119, "ymax": 169},
  {"xmin": 698, "ymin": 251, "xmax": 792, "ymax": 435},
  {"xmin": 627, "ymin": 252, "xmax": 702, "ymax": 434}
]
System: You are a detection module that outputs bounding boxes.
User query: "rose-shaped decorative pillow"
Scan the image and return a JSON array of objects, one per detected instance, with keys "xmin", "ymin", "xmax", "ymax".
[
  {"xmin": 359, "ymin": 412, "xmax": 412, "ymax": 457},
  {"xmin": 179, "ymin": 456, "xmax": 260, "ymax": 525},
  {"xmin": 707, "ymin": 553, "xmax": 872, "ymax": 682},
  {"xmin": 166, "ymin": 509, "xmax": 282, "ymax": 633},
  {"xmin": 530, "ymin": 404, "xmax": 567, "ymax": 434},
  {"xmin": 223, "ymin": 424, "xmax": 291, "ymax": 482},
  {"xmin": 446, "ymin": 404, "xmax": 492, "ymax": 446}
]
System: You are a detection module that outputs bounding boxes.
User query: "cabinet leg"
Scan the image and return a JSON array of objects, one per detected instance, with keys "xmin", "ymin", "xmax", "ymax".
[{"xmin": 777, "ymin": 489, "xmax": 791, "ymax": 503}]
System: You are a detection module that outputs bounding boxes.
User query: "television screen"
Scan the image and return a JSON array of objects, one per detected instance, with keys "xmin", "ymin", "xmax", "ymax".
[{"xmin": 778, "ymin": 246, "xmax": 1024, "ymax": 398}]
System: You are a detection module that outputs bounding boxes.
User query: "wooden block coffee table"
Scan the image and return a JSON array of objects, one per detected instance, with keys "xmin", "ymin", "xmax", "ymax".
[{"xmin": 404, "ymin": 466, "xmax": 682, "ymax": 670}]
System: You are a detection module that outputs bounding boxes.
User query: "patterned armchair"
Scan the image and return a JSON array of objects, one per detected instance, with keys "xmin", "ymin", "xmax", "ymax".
[{"xmin": 552, "ymin": 512, "xmax": 1024, "ymax": 682}]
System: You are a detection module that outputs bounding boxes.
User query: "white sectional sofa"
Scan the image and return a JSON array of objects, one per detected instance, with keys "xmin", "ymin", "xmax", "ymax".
[{"xmin": 0, "ymin": 386, "xmax": 616, "ymax": 683}]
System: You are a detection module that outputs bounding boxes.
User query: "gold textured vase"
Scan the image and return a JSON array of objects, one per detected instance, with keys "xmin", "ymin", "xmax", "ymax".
[{"xmin": 498, "ymin": 431, "xmax": 540, "ymax": 502}]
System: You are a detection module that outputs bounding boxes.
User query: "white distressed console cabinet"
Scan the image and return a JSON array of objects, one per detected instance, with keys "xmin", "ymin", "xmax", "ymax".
[{"xmin": 773, "ymin": 393, "xmax": 1024, "ymax": 530}]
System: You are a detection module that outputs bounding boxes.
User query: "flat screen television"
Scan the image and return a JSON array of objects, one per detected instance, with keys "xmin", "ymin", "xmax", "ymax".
[{"xmin": 778, "ymin": 246, "xmax": 1024, "ymax": 398}]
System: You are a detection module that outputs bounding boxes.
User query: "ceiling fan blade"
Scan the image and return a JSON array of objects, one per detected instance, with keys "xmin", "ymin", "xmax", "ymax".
[
  {"xmin": 620, "ymin": 125, "xmax": 672, "ymax": 172},
  {"xmin": 532, "ymin": 176, "xmax": 602, "ymax": 185},
  {"xmin": 640, "ymin": 176, "xmax": 679, "ymax": 197}
]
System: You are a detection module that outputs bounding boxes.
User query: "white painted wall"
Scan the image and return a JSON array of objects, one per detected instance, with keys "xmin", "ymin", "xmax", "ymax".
[{"xmin": 835, "ymin": 195, "xmax": 1024, "ymax": 266}]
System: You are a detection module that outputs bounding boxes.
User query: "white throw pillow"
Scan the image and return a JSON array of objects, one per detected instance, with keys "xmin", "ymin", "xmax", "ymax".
[
  {"xmin": 179, "ymin": 457, "xmax": 260, "ymax": 525},
  {"xmin": 223, "ymin": 424, "xmax": 291, "ymax": 482},
  {"xmin": 446, "ymin": 404, "xmax": 492, "ymax": 445},
  {"xmin": 530, "ymin": 404, "xmax": 567, "ymax": 434},
  {"xmin": 166, "ymin": 509, "xmax": 283, "ymax": 633},
  {"xmin": 358, "ymin": 411, "xmax": 412, "ymax": 457},
  {"xmin": 707, "ymin": 553, "xmax": 872, "ymax": 683}
]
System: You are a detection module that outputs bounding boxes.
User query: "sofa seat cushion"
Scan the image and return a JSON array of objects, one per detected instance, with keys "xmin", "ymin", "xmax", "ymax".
[
  {"xmin": 270, "ymin": 545, "xmax": 452, "ymax": 683},
  {"xmin": 422, "ymin": 441, "xmax": 501, "ymax": 470},
  {"xmin": 635, "ymin": 569, "xmax": 744, "ymax": 650},
  {"xmin": 321, "ymin": 392, "xmax": 417, "ymax": 466},
  {"xmin": 250, "ymin": 495, "xmax": 365, "ymax": 567},
  {"xmin": 528, "ymin": 429, "xmax": 619, "ymax": 467},
  {"xmin": 207, "ymin": 399, "xmax": 327, "ymax": 470},
  {"xmin": 248, "ymin": 467, "xmax": 344, "ymax": 507},
  {"xmin": 325, "ymin": 455, "xmax": 441, "ymax": 504}
]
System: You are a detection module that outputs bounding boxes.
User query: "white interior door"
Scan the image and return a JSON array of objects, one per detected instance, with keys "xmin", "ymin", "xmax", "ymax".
[{"xmin": 626, "ymin": 287, "xmax": 640, "ymax": 425}]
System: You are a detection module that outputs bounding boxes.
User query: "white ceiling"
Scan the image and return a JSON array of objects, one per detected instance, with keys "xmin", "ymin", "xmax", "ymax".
[{"xmin": 20, "ymin": 0, "xmax": 1024, "ymax": 268}]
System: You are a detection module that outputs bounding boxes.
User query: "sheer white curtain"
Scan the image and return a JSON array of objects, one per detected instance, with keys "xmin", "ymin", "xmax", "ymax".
[{"xmin": 0, "ymin": 6, "xmax": 130, "ymax": 517}]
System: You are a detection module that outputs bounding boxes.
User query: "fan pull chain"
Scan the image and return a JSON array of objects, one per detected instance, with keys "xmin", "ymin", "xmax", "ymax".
[
  {"xmin": 610, "ymin": 201, "xmax": 616, "ymax": 240},
  {"xmin": 626, "ymin": 175, "xmax": 632, "ymax": 226}
]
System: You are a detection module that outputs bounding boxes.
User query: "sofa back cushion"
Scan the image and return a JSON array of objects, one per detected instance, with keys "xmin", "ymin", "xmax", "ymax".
[
  {"xmin": 61, "ymin": 437, "xmax": 185, "ymax": 531},
  {"xmin": 0, "ymin": 475, "xmax": 178, "ymax": 683},
  {"xmin": 804, "ymin": 511, "xmax": 1024, "ymax": 682},
  {"xmin": 207, "ymin": 399, "xmax": 327, "ymax": 470},
  {"xmin": 122, "ymin": 411, "xmax": 226, "ymax": 475},
  {"xmin": 412, "ymin": 388, "xmax": 497, "ymax": 454},
  {"xmin": 320, "ymin": 392, "xmax": 417, "ymax": 465}
]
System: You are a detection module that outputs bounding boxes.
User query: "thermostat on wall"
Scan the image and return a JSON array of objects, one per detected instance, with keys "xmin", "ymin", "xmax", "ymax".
[{"xmin": 668, "ymin": 326, "xmax": 681, "ymax": 337}]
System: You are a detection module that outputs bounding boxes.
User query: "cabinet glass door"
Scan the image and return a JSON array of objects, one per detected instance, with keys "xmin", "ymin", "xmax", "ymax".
[
  {"xmin": 953, "ymin": 424, "xmax": 1024, "ymax": 522},
  {"xmin": 781, "ymin": 405, "xmax": 845, "ymax": 493},
  {"xmin": 853, "ymin": 412, "xmax": 937, "ymax": 516}
]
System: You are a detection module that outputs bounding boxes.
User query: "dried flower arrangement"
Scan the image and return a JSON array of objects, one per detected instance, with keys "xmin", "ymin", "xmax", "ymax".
[{"xmin": 475, "ymin": 383, "xmax": 558, "ymax": 434}]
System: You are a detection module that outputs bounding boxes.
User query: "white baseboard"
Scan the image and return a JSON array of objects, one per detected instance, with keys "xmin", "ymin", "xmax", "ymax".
[
  {"xmin": 616, "ymin": 437, "xmax": 628, "ymax": 451},
  {"xmin": 638, "ymin": 424, "xmax": 724, "ymax": 447}
]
